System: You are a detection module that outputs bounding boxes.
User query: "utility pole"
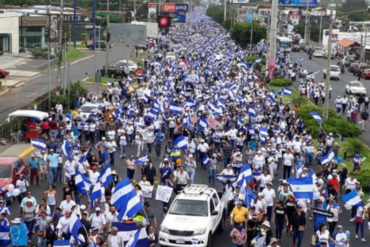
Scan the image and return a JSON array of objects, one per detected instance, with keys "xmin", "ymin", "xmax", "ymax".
[
  {"xmin": 224, "ymin": 0, "xmax": 227, "ymax": 22},
  {"xmin": 268, "ymin": 0, "xmax": 278, "ymax": 79},
  {"xmin": 319, "ymin": 14, "xmax": 323, "ymax": 46},
  {"xmin": 92, "ymin": 0, "xmax": 96, "ymax": 50},
  {"xmin": 323, "ymin": 9, "xmax": 332, "ymax": 120},
  {"xmin": 304, "ymin": 2, "xmax": 309, "ymax": 46},
  {"xmin": 105, "ymin": 0, "xmax": 110, "ymax": 76},
  {"xmin": 57, "ymin": 0, "xmax": 64, "ymax": 91},
  {"xmin": 134, "ymin": 0, "xmax": 137, "ymax": 20},
  {"xmin": 361, "ymin": 25, "xmax": 368, "ymax": 62},
  {"xmin": 47, "ymin": 8, "xmax": 51, "ymax": 110},
  {"xmin": 250, "ymin": 21, "xmax": 253, "ymax": 55},
  {"xmin": 73, "ymin": 0, "xmax": 77, "ymax": 48},
  {"xmin": 63, "ymin": 32, "xmax": 67, "ymax": 94}
]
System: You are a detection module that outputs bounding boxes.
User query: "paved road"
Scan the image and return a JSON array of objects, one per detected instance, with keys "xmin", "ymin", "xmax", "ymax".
[
  {"xmin": 8, "ymin": 142, "xmax": 368, "ymax": 246},
  {"xmin": 290, "ymin": 51, "xmax": 370, "ymax": 146},
  {"xmin": 0, "ymin": 44, "xmax": 134, "ymax": 122}
]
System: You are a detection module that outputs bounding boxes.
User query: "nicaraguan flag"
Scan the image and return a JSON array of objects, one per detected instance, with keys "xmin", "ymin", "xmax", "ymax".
[
  {"xmin": 183, "ymin": 114, "xmax": 191, "ymax": 129},
  {"xmin": 111, "ymin": 178, "xmax": 134, "ymax": 211},
  {"xmin": 169, "ymin": 102, "xmax": 182, "ymax": 115},
  {"xmin": 237, "ymin": 62, "xmax": 249, "ymax": 71},
  {"xmin": 202, "ymin": 155, "xmax": 210, "ymax": 166},
  {"xmin": 310, "ymin": 112, "xmax": 324, "ymax": 124},
  {"xmin": 184, "ymin": 98, "xmax": 195, "ymax": 108},
  {"xmin": 62, "ymin": 139, "xmax": 73, "ymax": 159},
  {"xmin": 98, "ymin": 162, "xmax": 113, "ymax": 188},
  {"xmin": 126, "ymin": 227, "xmax": 149, "ymax": 247},
  {"xmin": 198, "ymin": 117, "xmax": 208, "ymax": 131},
  {"xmin": 342, "ymin": 189, "xmax": 363, "ymax": 207},
  {"xmin": 287, "ymin": 176, "xmax": 314, "ymax": 199},
  {"xmin": 320, "ymin": 149, "xmax": 335, "ymax": 165},
  {"xmin": 90, "ymin": 182, "xmax": 102, "ymax": 207},
  {"xmin": 283, "ymin": 87, "xmax": 292, "ymax": 96},
  {"xmin": 259, "ymin": 127, "xmax": 268, "ymax": 140},
  {"xmin": 244, "ymin": 188, "xmax": 257, "ymax": 206},
  {"xmin": 0, "ymin": 219, "xmax": 11, "ymax": 246},
  {"xmin": 112, "ymin": 222, "xmax": 150, "ymax": 246},
  {"xmin": 236, "ymin": 164, "xmax": 253, "ymax": 187},
  {"xmin": 248, "ymin": 105, "xmax": 256, "ymax": 118},
  {"xmin": 53, "ymin": 240, "xmax": 72, "ymax": 247},
  {"xmin": 174, "ymin": 135, "xmax": 188, "ymax": 150},
  {"xmin": 31, "ymin": 138, "xmax": 47, "ymax": 151},
  {"xmin": 78, "ymin": 148, "xmax": 90, "ymax": 163},
  {"xmin": 117, "ymin": 190, "xmax": 143, "ymax": 220},
  {"xmin": 268, "ymin": 90, "xmax": 275, "ymax": 102},
  {"xmin": 69, "ymin": 212, "xmax": 87, "ymax": 245},
  {"xmin": 135, "ymin": 154, "xmax": 148, "ymax": 165},
  {"xmin": 216, "ymin": 174, "xmax": 237, "ymax": 185},
  {"xmin": 75, "ymin": 171, "xmax": 91, "ymax": 196}
]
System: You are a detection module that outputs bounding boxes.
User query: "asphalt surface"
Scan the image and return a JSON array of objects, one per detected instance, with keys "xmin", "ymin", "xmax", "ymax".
[
  {"xmin": 0, "ymin": 44, "xmax": 134, "ymax": 122},
  {"xmin": 290, "ymin": 51, "xmax": 370, "ymax": 146},
  {"xmin": 8, "ymin": 141, "xmax": 369, "ymax": 246}
]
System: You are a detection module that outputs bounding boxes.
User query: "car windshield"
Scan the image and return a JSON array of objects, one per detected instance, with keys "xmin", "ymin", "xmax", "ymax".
[
  {"xmin": 127, "ymin": 61, "xmax": 136, "ymax": 66},
  {"xmin": 0, "ymin": 165, "xmax": 11, "ymax": 178},
  {"xmin": 80, "ymin": 105, "xmax": 97, "ymax": 113},
  {"xmin": 330, "ymin": 66, "xmax": 340, "ymax": 71},
  {"xmin": 352, "ymin": 82, "xmax": 362, "ymax": 87},
  {"xmin": 169, "ymin": 199, "xmax": 208, "ymax": 216}
]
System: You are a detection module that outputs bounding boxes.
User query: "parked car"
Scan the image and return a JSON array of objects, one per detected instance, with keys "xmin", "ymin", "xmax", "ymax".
[
  {"xmin": 0, "ymin": 157, "xmax": 29, "ymax": 203},
  {"xmin": 78, "ymin": 102, "xmax": 102, "ymax": 121},
  {"xmin": 361, "ymin": 68, "xmax": 370, "ymax": 79},
  {"xmin": 116, "ymin": 59, "xmax": 138, "ymax": 72},
  {"xmin": 100, "ymin": 63, "xmax": 128, "ymax": 78},
  {"xmin": 323, "ymin": 65, "xmax": 341, "ymax": 80},
  {"xmin": 352, "ymin": 63, "xmax": 369, "ymax": 76},
  {"xmin": 86, "ymin": 41, "xmax": 106, "ymax": 50},
  {"xmin": 313, "ymin": 48, "xmax": 325, "ymax": 58},
  {"xmin": 345, "ymin": 80, "xmax": 367, "ymax": 95},
  {"xmin": 0, "ymin": 68, "xmax": 9, "ymax": 78},
  {"xmin": 292, "ymin": 44, "xmax": 300, "ymax": 52},
  {"xmin": 159, "ymin": 184, "xmax": 227, "ymax": 247}
]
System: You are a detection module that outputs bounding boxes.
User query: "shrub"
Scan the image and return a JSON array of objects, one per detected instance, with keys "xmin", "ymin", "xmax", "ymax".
[
  {"xmin": 31, "ymin": 48, "xmax": 48, "ymax": 59},
  {"xmin": 246, "ymin": 55, "xmax": 256, "ymax": 62},
  {"xmin": 270, "ymin": 76, "xmax": 293, "ymax": 86},
  {"xmin": 341, "ymin": 138, "xmax": 366, "ymax": 158},
  {"xmin": 355, "ymin": 168, "xmax": 370, "ymax": 192}
]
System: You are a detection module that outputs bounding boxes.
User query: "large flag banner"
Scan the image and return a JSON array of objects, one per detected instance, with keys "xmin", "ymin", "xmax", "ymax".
[{"xmin": 286, "ymin": 176, "xmax": 314, "ymax": 199}]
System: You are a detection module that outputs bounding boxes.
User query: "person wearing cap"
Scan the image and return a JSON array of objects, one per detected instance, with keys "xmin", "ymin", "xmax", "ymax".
[
  {"xmin": 267, "ymin": 237, "xmax": 280, "ymax": 247},
  {"xmin": 56, "ymin": 210, "xmax": 72, "ymax": 240},
  {"xmin": 344, "ymin": 172, "xmax": 358, "ymax": 195},
  {"xmin": 262, "ymin": 181, "xmax": 276, "ymax": 220},
  {"xmin": 28, "ymin": 154, "xmax": 40, "ymax": 186},
  {"xmin": 107, "ymin": 226, "xmax": 123, "ymax": 247},
  {"xmin": 89, "ymin": 207, "xmax": 106, "ymax": 234},
  {"xmin": 252, "ymin": 150, "xmax": 265, "ymax": 172},
  {"xmin": 10, "ymin": 217, "xmax": 27, "ymax": 246},
  {"xmin": 185, "ymin": 153, "xmax": 197, "ymax": 184},
  {"xmin": 197, "ymin": 139, "xmax": 209, "ymax": 168},
  {"xmin": 208, "ymin": 153, "xmax": 218, "ymax": 185},
  {"xmin": 333, "ymin": 225, "xmax": 349, "ymax": 247},
  {"xmin": 230, "ymin": 200, "xmax": 249, "ymax": 227},
  {"xmin": 291, "ymin": 205, "xmax": 306, "ymax": 247},
  {"xmin": 22, "ymin": 198, "xmax": 36, "ymax": 243}
]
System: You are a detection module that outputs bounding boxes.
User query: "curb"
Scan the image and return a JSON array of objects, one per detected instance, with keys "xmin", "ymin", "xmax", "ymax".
[
  {"xmin": 0, "ymin": 87, "xmax": 9, "ymax": 96},
  {"xmin": 18, "ymin": 146, "xmax": 35, "ymax": 159}
]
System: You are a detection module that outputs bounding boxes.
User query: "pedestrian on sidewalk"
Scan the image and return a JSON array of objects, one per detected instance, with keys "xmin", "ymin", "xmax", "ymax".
[
  {"xmin": 28, "ymin": 154, "xmax": 40, "ymax": 186},
  {"xmin": 360, "ymin": 110, "xmax": 369, "ymax": 130}
]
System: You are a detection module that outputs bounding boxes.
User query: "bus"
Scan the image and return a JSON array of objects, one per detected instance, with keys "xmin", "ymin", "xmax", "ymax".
[{"xmin": 277, "ymin": 36, "xmax": 292, "ymax": 53}]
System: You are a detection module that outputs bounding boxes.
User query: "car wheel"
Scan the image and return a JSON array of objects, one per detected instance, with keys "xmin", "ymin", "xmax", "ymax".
[{"xmin": 206, "ymin": 233, "xmax": 212, "ymax": 247}]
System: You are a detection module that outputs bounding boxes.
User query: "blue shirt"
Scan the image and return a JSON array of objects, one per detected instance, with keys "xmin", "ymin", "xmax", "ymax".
[
  {"xmin": 48, "ymin": 154, "xmax": 59, "ymax": 168},
  {"xmin": 28, "ymin": 158, "xmax": 39, "ymax": 169},
  {"xmin": 10, "ymin": 223, "xmax": 27, "ymax": 246},
  {"xmin": 155, "ymin": 132, "xmax": 164, "ymax": 145},
  {"xmin": 160, "ymin": 167, "xmax": 172, "ymax": 183}
]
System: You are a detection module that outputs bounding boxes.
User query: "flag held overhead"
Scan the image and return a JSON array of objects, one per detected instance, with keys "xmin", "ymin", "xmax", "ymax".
[{"xmin": 310, "ymin": 112, "xmax": 324, "ymax": 124}]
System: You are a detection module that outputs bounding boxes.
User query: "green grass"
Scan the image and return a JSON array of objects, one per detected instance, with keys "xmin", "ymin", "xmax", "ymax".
[
  {"xmin": 86, "ymin": 76, "xmax": 115, "ymax": 84},
  {"xmin": 62, "ymin": 47, "xmax": 86, "ymax": 62}
]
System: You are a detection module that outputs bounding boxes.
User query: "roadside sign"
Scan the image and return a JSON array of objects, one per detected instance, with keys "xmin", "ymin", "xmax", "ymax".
[
  {"xmin": 173, "ymin": 14, "xmax": 186, "ymax": 23},
  {"xmin": 161, "ymin": 2, "xmax": 176, "ymax": 13},
  {"xmin": 175, "ymin": 3, "xmax": 188, "ymax": 13}
]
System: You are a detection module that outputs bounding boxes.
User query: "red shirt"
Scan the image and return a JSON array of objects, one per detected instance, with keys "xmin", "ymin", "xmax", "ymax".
[
  {"xmin": 41, "ymin": 121, "xmax": 49, "ymax": 130},
  {"xmin": 328, "ymin": 178, "xmax": 339, "ymax": 192}
]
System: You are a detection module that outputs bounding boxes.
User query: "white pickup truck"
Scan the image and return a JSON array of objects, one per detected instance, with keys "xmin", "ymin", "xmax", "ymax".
[{"xmin": 159, "ymin": 184, "xmax": 228, "ymax": 247}]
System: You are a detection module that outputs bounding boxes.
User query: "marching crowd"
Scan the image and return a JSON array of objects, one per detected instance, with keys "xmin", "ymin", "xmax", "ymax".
[{"xmin": 0, "ymin": 6, "xmax": 370, "ymax": 247}]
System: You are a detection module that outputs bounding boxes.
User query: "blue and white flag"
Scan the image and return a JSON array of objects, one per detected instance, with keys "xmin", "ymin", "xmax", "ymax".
[
  {"xmin": 31, "ymin": 138, "xmax": 47, "ymax": 151},
  {"xmin": 249, "ymin": 105, "xmax": 256, "ymax": 118},
  {"xmin": 199, "ymin": 117, "xmax": 209, "ymax": 131},
  {"xmin": 117, "ymin": 190, "xmax": 143, "ymax": 220},
  {"xmin": 135, "ymin": 154, "xmax": 148, "ymax": 165},
  {"xmin": 0, "ymin": 219, "xmax": 11, "ymax": 246},
  {"xmin": 61, "ymin": 139, "xmax": 73, "ymax": 159},
  {"xmin": 90, "ymin": 182, "xmax": 102, "ymax": 207},
  {"xmin": 244, "ymin": 188, "xmax": 257, "ymax": 207},
  {"xmin": 112, "ymin": 222, "xmax": 150, "ymax": 247},
  {"xmin": 216, "ymin": 174, "xmax": 237, "ymax": 185},
  {"xmin": 69, "ymin": 212, "xmax": 86, "ymax": 245},
  {"xmin": 283, "ymin": 87, "xmax": 292, "ymax": 96},
  {"xmin": 174, "ymin": 135, "xmax": 188, "ymax": 150},
  {"xmin": 169, "ymin": 102, "xmax": 182, "ymax": 115},
  {"xmin": 342, "ymin": 189, "xmax": 363, "ymax": 207},
  {"xmin": 237, "ymin": 62, "xmax": 249, "ymax": 71},
  {"xmin": 53, "ymin": 240, "xmax": 72, "ymax": 247},
  {"xmin": 257, "ymin": 42, "xmax": 266, "ymax": 52},
  {"xmin": 268, "ymin": 90, "xmax": 275, "ymax": 102},
  {"xmin": 310, "ymin": 112, "xmax": 324, "ymax": 124},
  {"xmin": 75, "ymin": 171, "xmax": 91, "ymax": 196},
  {"xmin": 236, "ymin": 164, "xmax": 253, "ymax": 187},
  {"xmin": 259, "ymin": 127, "xmax": 268, "ymax": 141},
  {"xmin": 184, "ymin": 98, "xmax": 195, "ymax": 108},
  {"xmin": 126, "ymin": 227, "xmax": 150, "ymax": 247},
  {"xmin": 286, "ymin": 176, "xmax": 314, "ymax": 199},
  {"xmin": 183, "ymin": 114, "xmax": 191, "ymax": 129},
  {"xmin": 98, "ymin": 162, "xmax": 113, "ymax": 188},
  {"xmin": 111, "ymin": 178, "xmax": 134, "ymax": 210},
  {"xmin": 320, "ymin": 149, "xmax": 335, "ymax": 165},
  {"xmin": 202, "ymin": 154, "xmax": 210, "ymax": 166},
  {"xmin": 79, "ymin": 148, "xmax": 90, "ymax": 163}
]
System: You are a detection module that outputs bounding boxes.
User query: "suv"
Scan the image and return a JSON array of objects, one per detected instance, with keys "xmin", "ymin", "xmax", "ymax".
[
  {"xmin": 323, "ymin": 65, "xmax": 341, "ymax": 80},
  {"xmin": 86, "ymin": 41, "xmax": 107, "ymax": 50},
  {"xmin": 100, "ymin": 63, "xmax": 128, "ymax": 78},
  {"xmin": 159, "ymin": 184, "xmax": 227, "ymax": 247}
]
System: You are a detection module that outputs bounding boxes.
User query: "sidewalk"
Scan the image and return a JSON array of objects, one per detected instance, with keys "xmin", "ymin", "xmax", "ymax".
[{"xmin": 0, "ymin": 143, "xmax": 34, "ymax": 158}]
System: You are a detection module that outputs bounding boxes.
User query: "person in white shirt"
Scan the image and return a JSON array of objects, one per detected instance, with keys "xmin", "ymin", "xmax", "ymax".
[
  {"xmin": 262, "ymin": 182, "xmax": 276, "ymax": 220},
  {"xmin": 87, "ymin": 165, "xmax": 100, "ymax": 185},
  {"xmin": 344, "ymin": 172, "xmax": 358, "ymax": 194},
  {"xmin": 253, "ymin": 150, "xmax": 265, "ymax": 172},
  {"xmin": 282, "ymin": 148, "xmax": 294, "ymax": 179},
  {"xmin": 334, "ymin": 225, "xmax": 348, "ymax": 247},
  {"xmin": 89, "ymin": 207, "xmax": 106, "ymax": 233},
  {"xmin": 197, "ymin": 139, "xmax": 209, "ymax": 167},
  {"xmin": 63, "ymin": 157, "xmax": 77, "ymax": 183},
  {"xmin": 107, "ymin": 226, "xmax": 124, "ymax": 247},
  {"xmin": 59, "ymin": 195, "xmax": 76, "ymax": 215},
  {"xmin": 259, "ymin": 169, "xmax": 272, "ymax": 191},
  {"xmin": 57, "ymin": 210, "xmax": 72, "ymax": 239},
  {"xmin": 106, "ymin": 140, "xmax": 117, "ymax": 166}
]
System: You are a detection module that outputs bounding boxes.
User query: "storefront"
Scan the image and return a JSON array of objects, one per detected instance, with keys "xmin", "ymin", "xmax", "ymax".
[
  {"xmin": 19, "ymin": 15, "xmax": 48, "ymax": 51},
  {"xmin": 0, "ymin": 13, "xmax": 19, "ymax": 54}
]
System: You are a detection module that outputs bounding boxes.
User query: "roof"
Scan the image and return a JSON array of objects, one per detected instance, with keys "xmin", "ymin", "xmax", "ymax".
[
  {"xmin": 337, "ymin": 38, "xmax": 359, "ymax": 48},
  {"xmin": 8, "ymin": 110, "xmax": 48, "ymax": 120}
]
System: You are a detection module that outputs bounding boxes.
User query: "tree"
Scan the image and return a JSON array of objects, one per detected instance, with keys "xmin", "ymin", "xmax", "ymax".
[
  {"xmin": 342, "ymin": 0, "xmax": 367, "ymax": 21},
  {"xmin": 230, "ymin": 22, "xmax": 267, "ymax": 49},
  {"xmin": 206, "ymin": 6, "xmax": 224, "ymax": 25}
]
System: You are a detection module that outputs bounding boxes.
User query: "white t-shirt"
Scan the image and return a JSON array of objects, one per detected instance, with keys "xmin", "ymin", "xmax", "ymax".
[
  {"xmin": 262, "ymin": 188, "xmax": 276, "ymax": 206},
  {"xmin": 16, "ymin": 179, "xmax": 28, "ymax": 193},
  {"xmin": 197, "ymin": 143, "xmax": 209, "ymax": 153},
  {"xmin": 259, "ymin": 174, "xmax": 272, "ymax": 189},
  {"xmin": 283, "ymin": 153, "xmax": 294, "ymax": 166},
  {"xmin": 316, "ymin": 230, "xmax": 330, "ymax": 245},
  {"xmin": 344, "ymin": 178, "xmax": 357, "ymax": 191},
  {"xmin": 88, "ymin": 170, "xmax": 100, "ymax": 185},
  {"xmin": 59, "ymin": 200, "xmax": 76, "ymax": 215},
  {"xmin": 89, "ymin": 213, "xmax": 106, "ymax": 230},
  {"xmin": 334, "ymin": 232, "xmax": 347, "ymax": 247}
]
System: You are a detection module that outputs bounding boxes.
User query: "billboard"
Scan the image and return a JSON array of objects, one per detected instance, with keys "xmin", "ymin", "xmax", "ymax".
[
  {"xmin": 148, "ymin": 3, "xmax": 157, "ymax": 19},
  {"xmin": 161, "ymin": 2, "xmax": 176, "ymax": 13},
  {"xmin": 108, "ymin": 24, "xmax": 147, "ymax": 45},
  {"xmin": 175, "ymin": 3, "xmax": 188, "ymax": 13},
  {"xmin": 278, "ymin": 0, "xmax": 317, "ymax": 6},
  {"xmin": 173, "ymin": 14, "xmax": 186, "ymax": 23},
  {"xmin": 247, "ymin": 11, "xmax": 253, "ymax": 22}
]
